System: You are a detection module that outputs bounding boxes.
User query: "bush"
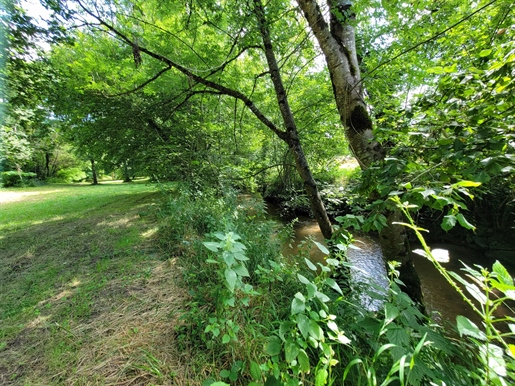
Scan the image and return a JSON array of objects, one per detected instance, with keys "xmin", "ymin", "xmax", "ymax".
[
  {"xmin": 49, "ymin": 167, "xmax": 87, "ymax": 183},
  {"xmin": 1, "ymin": 171, "xmax": 37, "ymax": 187}
]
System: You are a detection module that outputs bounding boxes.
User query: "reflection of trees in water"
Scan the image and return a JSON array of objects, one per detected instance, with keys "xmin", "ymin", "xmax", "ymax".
[{"xmin": 284, "ymin": 217, "xmax": 515, "ymax": 323}]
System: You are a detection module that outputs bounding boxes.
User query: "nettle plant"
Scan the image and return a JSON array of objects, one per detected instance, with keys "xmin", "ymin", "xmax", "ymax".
[{"xmin": 203, "ymin": 231, "xmax": 259, "ymax": 345}]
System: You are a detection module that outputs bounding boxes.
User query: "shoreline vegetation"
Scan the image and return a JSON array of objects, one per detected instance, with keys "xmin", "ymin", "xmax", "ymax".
[{"xmin": 1, "ymin": 182, "xmax": 514, "ymax": 385}]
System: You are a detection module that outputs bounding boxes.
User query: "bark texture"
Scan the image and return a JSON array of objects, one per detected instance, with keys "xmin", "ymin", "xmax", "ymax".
[{"xmin": 297, "ymin": 0, "xmax": 423, "ymax": 305}]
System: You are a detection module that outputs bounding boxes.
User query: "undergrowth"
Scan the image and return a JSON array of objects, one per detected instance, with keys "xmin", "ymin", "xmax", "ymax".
[{"xmin": 160, "ymin": 185, "xmax": 515, "ymax": 385}]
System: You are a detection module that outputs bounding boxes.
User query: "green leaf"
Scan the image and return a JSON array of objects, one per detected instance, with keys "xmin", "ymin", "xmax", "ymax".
[
  {"xmin": 456, "ymin": 213, "xmax": 475, "ymax": 230},
  {"xmin": 279, "ymin": 321, "xmax": 295, "ymax": 341},
  {"xmin": 441, "ymin": 215, "xmax": 456, "ymax": 231},
  {"xmin": 222, "ymin": 334, "xmax": 231, "ymax": 344},
  {"xmin": 306, "ymin": 283, "xmax": 317, "ymax": 299},
  {"xmin": 265, "ymin": 336, "xmax": 282, "ymax": 356},
  {"xmin": 305, "ymin": 258, "xmax": 317, "ymax": 271},
  {"xmin": 385, "ymin": 303, "xmax": 399, "ymax": 324},
  {"xmin": 315, "ymin": 368, "xmax": 328, "ymax": 386},
  {"xmin": 452, "ymin": 180, "xmax": 482, "ymax": 188},
  {"xmin": 249, "ymin": 361, "xmax": 262, "ymax": 380},
  {"xmin": 232, "ymin": 264, "xmax": 249, "ymax": 277},
  {"xmin": 479, "ymin": 49, "xmax": 492, "ymax": 57},
  {"xmin": 308, "ymin": 319, "xmax": 324, "ymax": 340},
  {"xmin": 492, "ymin": 261, "xmax": 513, "ymax": 286},
  {"xmin": 285, "ymin": 339, "xmax": 299, "ymax": 363},
  {"xmin": 233, "ymin": 252, "xmax": 249, "ymax": 261},
  {"xmin": 297, "ymin": 274, "xmax": 311, "ymax": 285},
  {"xmin": 203, "ymin": 242, "xmax": 220, "ymax": 252},
  {"xmin": 224, "ymin": 268, "xmax": 237, "ymax": 292},
  {"xmin": 220, "ymin": 369, "xmax": 231, "ymax": 378},
  {"xmin": 315, "ymin": 291, "xmax": 331, "ymax": 303},
  {"xmin": 313, "ymin": 241, "xmax": 330, "ymax": 255},
  {"xmin": 456, "ymin": 315, "xmax": 486, "ymax": 340},
  {"xmin": 292, "ymin": 293, "xmax": 306, "ymax": 315},
  {"xmin": 324, "ymin": 278, "xmax": 342, "ymax": 295},
  {"xmin": 297, "ymin": 313, "xmax": 310, "ymax": 340},
  {"xmin": 297, "ymin": 349, "xmax": 310, "ymax": 373}
]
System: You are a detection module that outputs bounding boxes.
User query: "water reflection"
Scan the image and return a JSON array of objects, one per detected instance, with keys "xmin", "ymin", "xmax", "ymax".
[{"xmin": 281, "ymin": 215, "xmax": 514, "ymax": 328}]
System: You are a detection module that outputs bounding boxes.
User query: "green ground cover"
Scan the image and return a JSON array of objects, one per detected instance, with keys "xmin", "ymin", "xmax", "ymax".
[{"xmin": 0, "ymin": 182, "xmax": 191, "ymax": 385}]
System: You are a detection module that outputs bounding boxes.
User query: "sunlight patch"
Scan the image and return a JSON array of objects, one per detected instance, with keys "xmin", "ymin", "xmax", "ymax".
[
  {"xmin": 27, "ymin": 315, "xmax": 51, "ymax": 328},
  {"xmin": 412, "ymin": 248, "xmax": 450, "ymax": 263},
  {"xmin": 141, "ymin": 227, "xmax": 158, "ymax": 238},
  {"xmin": 98, "ymin": 217, "xmax": 133, "ymax": 227}
]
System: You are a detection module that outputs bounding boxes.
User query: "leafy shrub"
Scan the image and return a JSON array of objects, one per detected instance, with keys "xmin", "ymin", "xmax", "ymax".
[
  {"xmin": 1, "ymin": 171, "xmax": 37, "ymax": 187},
  {"xmin": 48, "ymin": 167, "xmax": 87, "ymax": 183}
]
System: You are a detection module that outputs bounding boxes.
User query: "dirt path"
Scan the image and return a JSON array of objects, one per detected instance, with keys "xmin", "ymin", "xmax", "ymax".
[{"xmin": 0, "ymin": 184, "xmax": 193, "ymax": 385}]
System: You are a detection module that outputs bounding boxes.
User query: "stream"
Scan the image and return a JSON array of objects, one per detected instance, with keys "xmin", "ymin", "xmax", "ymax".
[{"xmin": 277, "ymin": 214, "xmax": 515, "ymax": 328}]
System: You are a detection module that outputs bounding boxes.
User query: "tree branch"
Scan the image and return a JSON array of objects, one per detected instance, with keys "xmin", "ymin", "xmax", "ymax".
[
  {"xmin": 74, "ymin": 0, "xmax": 287, "ymax": 141},
  {"xmin": 107, "ymin": 65, "xmax": 172, "ymax": 97}
]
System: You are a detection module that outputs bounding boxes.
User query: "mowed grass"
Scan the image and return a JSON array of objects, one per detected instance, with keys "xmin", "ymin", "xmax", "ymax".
[{"xmin": 0, "ymin": 182, "xmax": 193, "ymax": 385}]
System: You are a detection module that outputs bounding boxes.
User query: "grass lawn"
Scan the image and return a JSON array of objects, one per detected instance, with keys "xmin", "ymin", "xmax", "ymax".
[{"xmin": 0, "ymin": 182, "xmax": 193, "ymax": 385}]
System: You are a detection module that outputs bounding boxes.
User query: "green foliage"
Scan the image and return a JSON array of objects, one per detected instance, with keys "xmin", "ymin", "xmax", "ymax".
[
  {"xmin": 0, "ymin": 170, "xmax": 37, "ymax": 187},
  {"xmin": 48, "ymin": 167, "xmax": 87, "ymax": 183},
  {"xmin": 392, "ymin": 196, "xmax": 515, "ymax": 385}
]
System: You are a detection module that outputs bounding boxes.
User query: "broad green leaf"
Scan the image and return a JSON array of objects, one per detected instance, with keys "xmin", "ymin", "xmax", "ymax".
[
  {"xmin": 456, "ymin": 213, "xmax": 475, "ymax": 230},
  {"xmin": 279, "ymin": 321, "xmax": 295, "ymax": 341},
  {"xmin": 452, "ymin": 180, "xmax": 482, "ymax": 188},
  {"xmin": 456, "ymin": 316, "xmax": 486, "ymax": 340},
  {"xmin": 265, "ymin": 336, "xmax": 282, "ymax": 356},
  {"xmin": 385, "ymin": 303, "xmax": 399, "ymax": 325},
  {"xmin": 308, "ymin": 320, "xmax": 324, "ymax": 340},
  {"xmin": 305, "ymin": 258, "xmax": 317, "ymax": 271},
  {"xmin": 297, "ymin": 349, "xmax": 310, "ymax": 373},
  {"xmin": 297, "ymin": 273, "xmax": 311, "ymax": 285},
  {"xmin": 249, "ymin": 361, "xmax": 262, "ymax": 380},
  {"xmin": 224, "ymin": 268, "xmax": 237, "ymax": 292},
  {"xmin": 291, "ymin": 293, "xmax": 306, "ymax": 315},
  {"xmin": 324, "ymin": 278, "xmax": 343, "ymax": 295},
  {"xmin": 306, "ymin": 283, "xmax": 317, "ymax": 299},
  {"xmin": 285, "ymin": 339, "xmax": 299, "ymax": 363},
  {"xmin": 313, "ymin": 241, "xmax": 330, "ymax": 255},
  {"xmin": 315, "ymin": 291, "xmax": 331, "ymax": 303},
  {"xmin": 315, "ymin": 368, "xmax": 328, "ymax": 386},
  {"xmin": 479, "ymin": 49, "xmax": 492, "ymax": 57},
  {"xmin": 232, "ymin": 264, "xmax": 249, "ymax": 277},
  {"xmin": 203, "ymin": 242, "xmax": 220, "ymax": 252},
  {"xmin": 492, "ymin": 261, "xmax": 513, "ymax": 286},
  {"xmin": 441, "ymin": 215, "xmax": 456, "ymax": 231},
  {"xmin": 222, "ymin": 334, "xmax": 231, "ymax": 344},
  {"xmin": 233, "ymin": 252, "xmax": 249, "ymax": 261},
  {"xmin": 297, "ymin": 313, "xmax": 310, "ymax": 340}
]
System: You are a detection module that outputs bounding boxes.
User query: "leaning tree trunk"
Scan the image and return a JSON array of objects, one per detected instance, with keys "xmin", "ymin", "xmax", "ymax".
[
  {"xmin": 253, "ymin": 0, "xmax": 333, "ymax": 239},
  {"xmin": 297, "ymin": 0, "xmax": 424, "ymax": 305}
]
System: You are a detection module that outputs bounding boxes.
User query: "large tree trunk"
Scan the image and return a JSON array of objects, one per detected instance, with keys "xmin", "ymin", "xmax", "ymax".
[
  {"xmin": 253, "ymin": 0, "xmax": 333, "ymax": 239},
  {"xmin": 297, "ymin": 0, "xmax": 424, "ymax": 305}
]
